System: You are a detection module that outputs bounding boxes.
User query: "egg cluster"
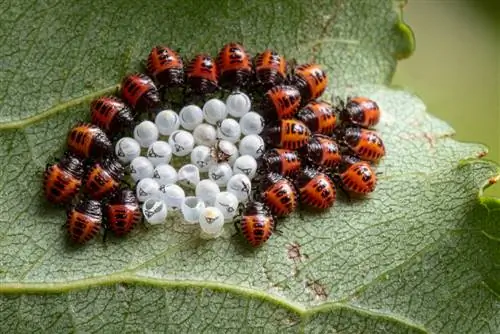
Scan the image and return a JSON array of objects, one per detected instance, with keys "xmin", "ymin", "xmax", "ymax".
[{"xmin": 42, "ymin": 42, "xmax": 385, "ymax": 247}]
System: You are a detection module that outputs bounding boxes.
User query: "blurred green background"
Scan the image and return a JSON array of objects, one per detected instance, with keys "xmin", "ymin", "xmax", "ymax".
[{"xmin": 392, "ymin": 0, "xmax": 500, "ymax": 197}]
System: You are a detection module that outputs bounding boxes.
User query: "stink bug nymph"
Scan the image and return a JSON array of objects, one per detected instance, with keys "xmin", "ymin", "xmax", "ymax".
[
  {"xmin": 90, "ymin": 96, "xmax": 135, "ymax": 135},
  {"xmin": 338, "ymin": 96, "xmax": 380, "ymax": 128},
  {"xmin": 236, "ymin": 201, "xmax": 275, "ymax": 247},
  {"xmin": 336, "ymin": 155, "xmax": 377, "ymax": 195},
  {"xmin": 216, "ymin": 42, "xmax": 253, "ymax": 91},
  {"xmin": 290, "ymin": 63, "xmax": 328, "ymax": 103},
  {"xmin": 67, "ymin": 123, "xmax": 112, "ymax": 158},
  {"xmin": 83, "ymin": 158, "xmax": 124, "ymax": 200},
  {"xmin": 105, "ymin": 188, "xmax": 142, "ymax": 236},
  {"xmin": 147, "ymin": 45, "xmax": 184, "ymax": 88},
  {"xmin": 259, "ymin": 172, "xmax": 298, "ymax": 217},
  {"xmin": 121, "ymin": 73, "xmax": 161, "ymax": 111},
  {"xmin": 295, "ymin": 167, "xmax": 336, "ymax": 209},
  {"xmin": 43, "ymin": 152, "xmax": 85, "ymax": 204},
  {"xmin": 260, "ymin": 85, "xmax": 301, "ymax": 120},
  {"xmin": 338, "ymin": 126, "xmax": 385, "ymax": 162},
  {"xmin": 261, "ymin": 119, "xmax": 311, "ymax": 150},
  {"xmin": 254, "ymin": 49, "xmax": 287, "ymax": 91},
  {"xmin": 296, "ymin": 101, "xmax": 337, "ymax": 136},
  {"xmin": 185, "ymin": 54, "xmax": 219, "ymax": 96},
  {"xmin": 299, "ymin": 134, "xmax": 342, "ymax": 169},
  {"xmin": 66, "ymin": 198, "xmax": 103, "ymax": 244}
]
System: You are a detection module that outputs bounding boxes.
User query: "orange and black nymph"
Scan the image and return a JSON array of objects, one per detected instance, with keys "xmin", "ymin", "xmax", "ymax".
[
  {"xmin": 259, "ymin": 172, "xmax": 298, "ymax": 217},
  {"xmin": 67, "ymin": 123, "xmax": 112, "ymax": 158},
  {"xmin": 296, "ymin": 101, "xmax": 337, "ymax": 136},
  {"xmin": 261, "ymin": 119, "xmax": 311, "ymax": 150},
  {"xmin": 66, "ymin": 198, "xmax": 103, "ymax": 244},
  {"xmin": 289, "ymin": 63, "xmax": 328, "ymax": 103},
  {"xmin": 260, "ymin": 85, "xmax": 301, "ymax": 120},
  {"xmin": 295, "ymin": 167, "xmax": 336, "ymax": 209},
  {"xmin": 338, "ymin": 126, "xmax": 385, "ymax": 162},
  {"xmin": 339, "ymin": 96, "xmax": 380, "ymax": 129},
  {"xmin": 90, "ymin": 96, "xmax": 135, "ymax": 135},
  {"xmin": 260, "ymin": 148, "xmax": 302, "ymax": 177},
  {"xmin": 300, "ymin": 134, "xmax": 342, "ymax": 169},
  {"xmin": 120, "ymin": 73, "xmax": 160, "ymax": 111},
  {"xmin": 254, "ymin": 49, "xmax": 287, "ymax": 90},
  {"xmin": 336, "ymin": 155, "xmax": 377, "ymax": 195},
  {"xmin": 216, "ymin": 42, "xmax": 252, "ymax": 90},
  {"xmin": 105, "ymin": 188, "xmax": 141, "ymax": 236},
  {"xmin": 43, "ymin": 152, "xmax": 85, "ymax": 204},
  {"xmin": 237, "ymin": 201, "xmax": 275, "ymax": 247},
  {"xmin": 147, "ymin": 45, "xmax": 184, "ymax": 88},
  {"xmin": 83, "ymin": 158, "xmax": 124, "ymax": 200},
  {"xmin": 185, "ymin": 54, "xmax": 219, "ymax": 95}
]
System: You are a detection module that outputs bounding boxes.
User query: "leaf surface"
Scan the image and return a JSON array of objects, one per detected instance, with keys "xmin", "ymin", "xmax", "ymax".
[{"xmin": 0, "ymin": 1, "xmax": 499, "ymax": 333}]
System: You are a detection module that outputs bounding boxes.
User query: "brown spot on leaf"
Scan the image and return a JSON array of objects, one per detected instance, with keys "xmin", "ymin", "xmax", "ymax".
[
  {"xmin": 423, "ymin": 133, "xmax": 436, "ymax": 148},
  {"xmin": 488, "ymin": 176, "xmax": 499, "ymax": 185},
  {"xmin": 477, "ymin": 151, "xmax": 487, "ymax": 158},
  {"xmin": 287, "ymin": 242, "xmax": 302, "ymax": 261},
  {"xmin": 287, "ymin": 242, "xmax": 308, "ymax": 277},
  {"xmin": 306, "ymin": 280, "xmax": 328, "ymax": 301}
]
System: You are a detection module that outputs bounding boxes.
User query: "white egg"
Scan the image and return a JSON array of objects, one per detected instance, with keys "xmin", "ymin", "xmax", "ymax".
[
  {"xmin": 216, "ymin": 118, "xmax": 241, "ymax": 143},
  {"xmin": 134, "ymin": 120, "xmax": 159, "ymax": 148},
  {"xmin": 208, "ymin": 163, "xmax": 233, "ymax": 186},
  {"xmin": 129, "ymin": 156, "xmax": 154, "ymax": 182},
  {"xmin": 142, "ymin": 198, "xmax": 168, "ymax": 225},
  {"xmin": 190, "ymin": 145, "xmax": 212, "ymax": 172},
  {"xmin": 226, "ymin": 92, "xmax": 251, "ymax": 118},
  {"xmin": 239, "ymin": 111, "xmax": 265, "ymax": 135},
  {"xmin": 203, "ymin": 98, "xmax": 228, "ymax": 125},
  {"xmin": 155, "ymin": 109, "xmax": 180, "ymax": 135},
  {"xmin": 181, "ymin": 196, "xmax": 206, "ymax": 224},
  {"xmin": 232, "ymin": 155, "xmax": 258, "ymax": 179},
  {"xmin": 115, "ymin": 137, "xmax": 141, "ymax": 165},
  {"xmin": 159, "ymin": 184, "xmax": 185, "ymax": 209},
  {"xmin": 239, "ymin": 134, "xmax": 265, "ymax": 158},
  {"xmin": 214, "ymin": 140, "xmax": 239, "ymax": 165},
  {"xmin": 195, "ymin": 179, "xmax": 221, "ymax": 206},
  {"xmin": 199, "ymin": 206, "xmax": 225, "ymax": 238},
  {"xmin": 136, "ymin": 178, "xmax": 161, "ymax": 202},
  {"xmin": 179, "ymin": 104, "xmax": 204, "ymax": 130},
  {"xmin": 177, "ymin": 164, "xmax": 200, "ymax": 188},
  {"xmin": 168, "ymin": 130, "xmax": 195, "ymax": 157},
  {"xmin": 215, "ymin": 191, "xmax": 239, "ymax": 221},
  {"xmin": 192, "ymin": 123, "xmax": 217, "ymax": 146},
  {"xmin": 152, "ymin": 164, "xmax": 177, "ymax": 186},
  {"xmin": 146, "ymin": 141, "xmax": 172, "ymax": 166},
  {"xmin": 226, "ymin": 174, "xmax": 252, "ymax": 202}
]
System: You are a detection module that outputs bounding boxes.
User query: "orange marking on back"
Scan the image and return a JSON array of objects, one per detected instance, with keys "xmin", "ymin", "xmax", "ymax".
[
  {"xmin": 256, "ymin": 50, "xmax": 286, "ymax": 77},
  {"xmin": 263, "ymin": 180, "xmax": 298, "ymax": 216},
  {"xmin": 68, "ymin": 125, "xmax": 99, "ymax": 157},
  {"xmin": 296, "ymin": 64, "xmax": 328, "ymax": 100},
  {"xmin": 84, "ymin": 166, "xmax": 119, "ymax": 200}
]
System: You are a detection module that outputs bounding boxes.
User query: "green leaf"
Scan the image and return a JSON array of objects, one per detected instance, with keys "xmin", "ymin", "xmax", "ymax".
[{"xmin": 0, "ymin": 1, "xmax": 498, "ymax": 333}]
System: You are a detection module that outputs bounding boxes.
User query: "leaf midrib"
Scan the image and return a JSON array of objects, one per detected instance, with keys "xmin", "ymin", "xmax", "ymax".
[{"xmin": 0, "ymin": 274, "xmax": 428, "ymax": 333}]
